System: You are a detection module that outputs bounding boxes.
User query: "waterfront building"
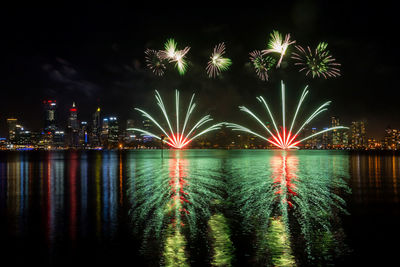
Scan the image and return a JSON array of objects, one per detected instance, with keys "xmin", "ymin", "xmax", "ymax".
[
  {"xmin": 43, "ymin": 100, "xmax": 57, "ymax": 133},
  {"xmin": 350, "ymin": 121, "xmax": 366, "ymax": 149},
  {"xmin": 102, "ymin": 117, "xmax": 119, "ymax": 149},
  {"xmin": 79, "ymin": 121, "xmax": 89, "ymax": 147},
  {"xmin": 67, "ymin": 102, "xmax": 79, "ymax": 147},
  {"xmin": 91, "ymin": 107, "xmax": 101, "ymax": 147},
  {"xmin": 383, "ymin": 127, "xmax": 400, "ymax": 150},
  {"xmin": 331, "ymin": 116, "xmax": 341, "ymax": 148},
  {"xmin": 125, "ymin": 119, "xmax": 136, "ymax": 145},
  {"xmin": 6, "ymin": 118, "xmax": 18, "ymax": 143}
]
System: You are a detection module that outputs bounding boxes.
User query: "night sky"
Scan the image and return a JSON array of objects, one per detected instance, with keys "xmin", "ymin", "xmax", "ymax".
[{"xmin": 1, "ymin": 2, "xmax": 399, "ymax": 139}]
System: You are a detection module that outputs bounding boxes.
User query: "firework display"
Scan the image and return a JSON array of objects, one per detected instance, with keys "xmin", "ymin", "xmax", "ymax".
[
  {"xmin": 133, "ymin": 90, "xmax": 223, "ymax": 149},
  {"xmin": 144, "ymin": 31, "xmax": 340, "ymax": 80},
  {"xmin": 206, "ymin": 42, "xmax": 232, "ymax": 78},
  {"xmin": 144, "ymin": 49, "xmax": 166, "ymax": 76},
  {"xmin": 291, "ymin": 42, "xmax": 341, "ymax": 78},
  {"xmin": 249, "ymin": 50, "xmax": 276, "ymax": 81},
  {"xmin": 227, "ymin": 81, "xmax": 348, "ymax": 149},
  {"xmin": 262, "ymin": 30, "xmax": 296, "ymax": 68}
]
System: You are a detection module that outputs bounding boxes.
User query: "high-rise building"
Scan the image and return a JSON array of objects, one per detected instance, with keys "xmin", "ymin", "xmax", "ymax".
[
  {"xmin": 67, "ymin": 102, "xmax": 79, "ymax": 147},
  {"xmin": 6, "ymin": 118, "xmax": 18, "ymax": 143},
  {"xmin": 53, "ymin": 131, "xmax": 65, "ymax": 148},
  {"xmin": 350, "ymin": 121, "xmax": 366, "ymax": 149},
  {"xmin": 142, "ymin": 119, "xmax": 153, "ymax": 142},
  {"xmin": 79, "ymin": 121, "xmax": 89, "ymax": 147},
  {"xmin": 125, "ymin": 119, "xmax": 136, "ymax": 144},
  {"xmin": 101, "ymin": 117, "xmax": 119, "ymax": 149},
  {"xmin": 321, "ymin": 127, "xmax": 329, "ymax": 149},
  {"xmin": 383, "ymin": 127, "xmax": 400, "ymax": 149},
  {"xmin": 91, "ymin": 107, "xmax": 101, "ymax": 147},
  {"xmin": 68, "ymin": 102, "xmax": 79, "ymax": 130},
  {"xmin": 331, "ymin": 116, "xmax": 341, "ymax": 148},
  {"xmin": 43, "ymin": 100, "xmax": 57, "ymax": 133},
  {"xmin": 108, "ymin": 117, "xmax": 119, "ymax": 148}
]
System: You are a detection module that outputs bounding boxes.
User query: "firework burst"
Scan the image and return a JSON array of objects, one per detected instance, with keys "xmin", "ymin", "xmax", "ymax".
[
  {"xmin": 262, "ymin": 30, "xmax": 296, "ymax": 68},
  {"xmin": 206, "ymin": 43, "xmax": 232, "ymax": 78},
  {"xmin": 291, "ymin": 42, "xmax": 341, "ymax": 78},
  {"xmin": 144, "ymin": 49, "xmax": 166, "ymax": 76},
  {"xmin": 172, "ymin": 46, "xmax": 190, "ymax": 75},
  {"xmin": 158, "ymin": 38, "xmax": 178, "ymax": 61},
  {"xmin": 249, "ymin": 50, "xmax": 276, "ymax": 81},
  {"xmin": 226, "ymin": 81, "xmax": 348, "ymax": 149},
  {"xmin": 133, "ymin": 90, "xmax": 223, "ymax": 149},
  {"xmin": 158, "ymin": 38, "xmax": 191, "ymax": 75}
]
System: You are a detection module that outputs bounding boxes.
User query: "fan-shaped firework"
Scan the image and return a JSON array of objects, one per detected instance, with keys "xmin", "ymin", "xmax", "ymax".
[
  {"xmin": 158, "ymin": 38, "xmax": 191, "ymax": 75},
  {"xmin": 145, "ymin": 49, "xmax": 166, "ymax": 76},
  {"xmin": 262, "ymin": 30, "xmax": 296, "ymax": 68},
  {"xmin": 206, "ymin": 43, "xmax": 232, "ymax": 78},
  {"xmin": 227, "ymin": 81, "xmax": 348, "ymax": 149},
  {"xmin": 133, "ymin": 90, "xmax": 223, "ymax": 149},
  {"xmin": 249, "ymin": 50, "xmax": 276, "ymax": 81},
  {"xmin": 291, "ymin": 42, "xmax": 341, "ymax": 78}
]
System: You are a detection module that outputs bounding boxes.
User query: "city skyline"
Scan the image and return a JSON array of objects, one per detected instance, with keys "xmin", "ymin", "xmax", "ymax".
[{"xmin": 2, "ymin": 95, "xmax": 397, "ymax": 150}]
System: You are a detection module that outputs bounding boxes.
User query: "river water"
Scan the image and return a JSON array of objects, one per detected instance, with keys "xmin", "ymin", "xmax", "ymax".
[{"xmin": 0, "ymin": 150, "xmax": 399, "ymax": 266}]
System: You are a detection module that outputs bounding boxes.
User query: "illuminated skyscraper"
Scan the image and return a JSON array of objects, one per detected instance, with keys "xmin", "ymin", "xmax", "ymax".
[
  {"xmin": 383, "ymin": 127, "xmax": 400, "ymax": 149},
  {"xmin": 322, "ymin": 127, "xmax": 329, "ymax": 149},
  {"xmin": 125, "ymin": 119, "xmax": 136, "ymax": 144},
  {"xmin": 142, "ymin": 119, "xmax": 152, "ymax": 142},
  {"xmin": 350, "ymin": 121, "xmax": 366, "ymax": 149},
  {"xmin": 331, "ymin": 116, "xmax": 341, "ymax": 148},
  {"xmin": 91, "ymin": 107, "xmax": 101, "ymax": 146},
  {"xmin": 6, "ymin": 118, "xmax": 18, "ymax": 142},
  {"xmin": 43, "ymin": 100, "xmax": 57, "ymax": 132},
  {"xmin": 67, "ymin": 102, "xmax": 79, "ymax": 147},
  {"xmin": 102, "ymin": 116, "xmax": 119, "ymax": 149},
  {"xmin": 79, "ymin": 121, "xmax": 89, "ymax": 147},
  {"xmin": 68, "ymin": 102, "xmax": 79, "ymax": 130}
]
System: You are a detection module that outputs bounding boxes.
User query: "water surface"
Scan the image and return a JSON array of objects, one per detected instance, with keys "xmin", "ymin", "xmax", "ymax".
[{"xmin": 0, "ymin": 150, "xmax": 399, "ymax": 266}]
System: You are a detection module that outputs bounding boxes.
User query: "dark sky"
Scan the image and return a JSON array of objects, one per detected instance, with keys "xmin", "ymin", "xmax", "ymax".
[{"xmin": 1, "ymin": 2, "xmax": 399, "ymax": 139}]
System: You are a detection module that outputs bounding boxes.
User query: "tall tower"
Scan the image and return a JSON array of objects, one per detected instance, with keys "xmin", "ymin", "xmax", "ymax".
[
  {"xmin": 67, "ymin": 102, "xmax": 79, "ymax": 147},
  {"xmin": 68, "ymin": 102, "xmax": 79, "ymax": 130},
  {"xmin": 43, "ymin": 100, "xmax": 57, "ymax": 132},
  {"xmin": 92, "ymin": 107, "xmax": 101, "ymax": 146},
  {"xmin": 108, "ymin": 117, "xmax": 119, "ymax": 148}
]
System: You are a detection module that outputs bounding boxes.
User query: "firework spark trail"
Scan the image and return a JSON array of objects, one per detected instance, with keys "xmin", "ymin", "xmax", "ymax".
[
  {"xmin": 133, "ymin": 90, "xmax": 223, "ymax": 149},
  {"xmin": 145, "ymin": 49, "xmax": 166, "ymax": 76},
  {"xmin": 249, "ymin": 50, "xmax": 276, "ymax": 81},
  {"xmin": 262, "ymin": 31, "xmax": 296, "ymax": 68},
  {"xmin": 206, "ymin": 43, "xmax": 232, "ymax": 78},
  {"xmin": 226, "ymin": 81, "xmax": 348, "ymax": 149},
  {"xmin": 291, "ymin": 42, "xmax": 341, "ymax": 78}
]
